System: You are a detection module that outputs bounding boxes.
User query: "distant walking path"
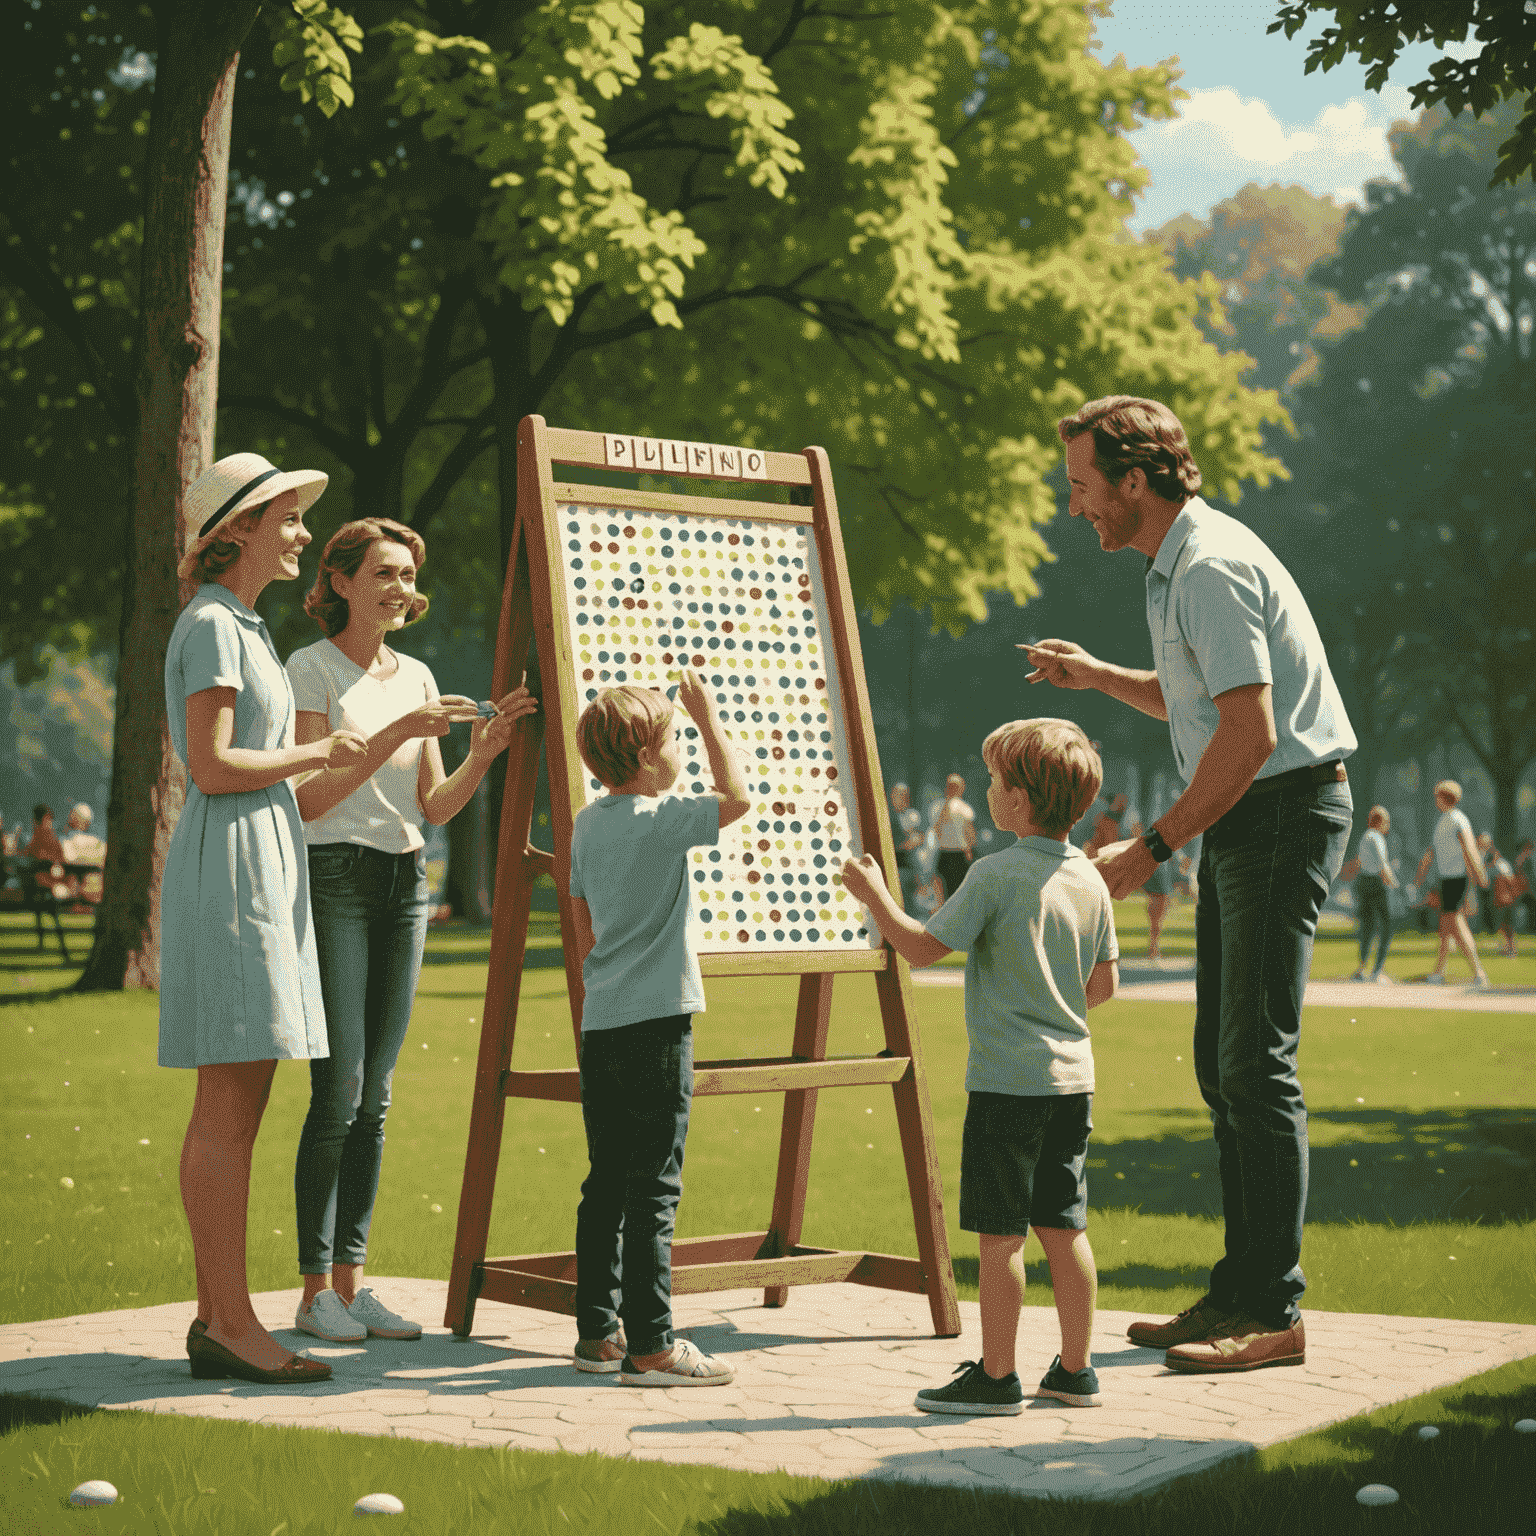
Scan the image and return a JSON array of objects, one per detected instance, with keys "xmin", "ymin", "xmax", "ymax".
[{"xmin": 913, "ymin": 964, "xmax": 1536, "ymax": 1012}]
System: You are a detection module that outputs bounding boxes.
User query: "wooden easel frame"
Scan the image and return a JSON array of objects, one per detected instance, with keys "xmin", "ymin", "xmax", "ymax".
[{"xmin": 443, "ymin": 415, "xmax": 960, "ymax": 1338}]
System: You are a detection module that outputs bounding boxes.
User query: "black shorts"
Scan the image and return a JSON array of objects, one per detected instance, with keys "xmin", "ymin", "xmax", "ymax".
[
  {"xmin": 1440, "ymin": 876, "xmax": 1468, "ymax": 913},
  {"xmin": 936, "ymin": 850, "xmax": 970, "ymax": 898},
  {"xmin": 959, "ymin": 1091, "xmax": 1092, "ymax": 1236}
]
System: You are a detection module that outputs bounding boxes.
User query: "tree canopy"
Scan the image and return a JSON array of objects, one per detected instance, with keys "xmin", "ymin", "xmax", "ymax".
[{"xmin": 1271, "ymin": 1, "xmax": 1536, "ymax": 185}]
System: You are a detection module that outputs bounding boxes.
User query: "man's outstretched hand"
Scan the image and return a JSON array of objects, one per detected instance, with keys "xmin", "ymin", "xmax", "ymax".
[{"xmin": 1019, "ymin": 639, "xmax": 1101, "ymax": 690}]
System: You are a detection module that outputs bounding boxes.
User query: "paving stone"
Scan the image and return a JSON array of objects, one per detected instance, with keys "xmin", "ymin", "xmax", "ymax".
[{"xmin": 2, "ymin": 1280, "xmax": 1532, "ymax": 1502}]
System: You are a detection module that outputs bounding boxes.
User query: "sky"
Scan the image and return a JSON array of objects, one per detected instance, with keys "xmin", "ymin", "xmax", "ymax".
[{"xmin": 1091, "ymin": 0, "xmax": 1476, "ymax": 231}]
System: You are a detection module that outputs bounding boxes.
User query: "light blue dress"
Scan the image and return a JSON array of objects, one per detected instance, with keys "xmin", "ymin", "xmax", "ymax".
[{"xmin": 158, "ymin": 584, "xmax": 329, "ymax": 1067}]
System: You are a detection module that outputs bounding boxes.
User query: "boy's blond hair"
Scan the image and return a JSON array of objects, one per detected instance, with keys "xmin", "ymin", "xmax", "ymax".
[
  {"xmin": 1434, "ymin": 779, "xmax": 1462, "ymax": 806},
  {"xmin": 982, "ymin": 718, "xmax": 1102, "ymax": 836},
  {"xmin": 576, "ymin": 686, "xmax": 673, "ymax": 789},
  {"xmin": 1368, "ymin": 805, "xmax": 1390, "ymax": 830}
]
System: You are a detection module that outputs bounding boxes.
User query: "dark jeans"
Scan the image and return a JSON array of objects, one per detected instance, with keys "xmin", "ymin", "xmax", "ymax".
[
  {"xmin": 295, "ymin": 844, "xmax": 430, "ymax": 1273},
  {"xmin": 575, "ymin": 1014, "xmax": 693, "ymax": 1356},
  {"xmin": 1355, "ymin": 875, "xmax": 1392, "ymax": 973},
  {"xmin": 1194, "ymin": 778, "xmax": 1351, "ymax": 1328}
]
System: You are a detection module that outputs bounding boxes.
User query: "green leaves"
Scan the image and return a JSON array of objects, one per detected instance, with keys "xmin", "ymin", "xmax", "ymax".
[{"xmin": 266, "ymin": 0, "xmax": 364, "ymax": 118}]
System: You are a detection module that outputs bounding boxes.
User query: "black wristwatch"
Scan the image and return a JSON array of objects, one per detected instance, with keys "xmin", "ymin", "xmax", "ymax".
[{"xmin": 1142, "ymin": 825, "xmax": 1175, "ymax": 864}]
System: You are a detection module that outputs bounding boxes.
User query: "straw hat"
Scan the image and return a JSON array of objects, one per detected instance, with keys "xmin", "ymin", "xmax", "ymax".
[{"xmin": 177, "ymin": 452, "xmax": 329, "ymax": 579}]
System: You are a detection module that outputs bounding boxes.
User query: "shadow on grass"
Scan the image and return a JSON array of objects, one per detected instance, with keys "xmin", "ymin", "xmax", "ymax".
[{"xmin": 1082, "ymin": 1108, "xmax": 1533, "ymax": 1227}]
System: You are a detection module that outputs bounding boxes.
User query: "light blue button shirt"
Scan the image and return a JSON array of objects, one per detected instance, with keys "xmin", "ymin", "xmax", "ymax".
[{"xmin": 1146, "ymin": 499, "xmax": 1356, "ymax": 784}]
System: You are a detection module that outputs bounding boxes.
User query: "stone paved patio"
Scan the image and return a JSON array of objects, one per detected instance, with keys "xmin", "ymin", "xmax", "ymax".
[{"xmin": 3, "ymin": 1282, "xmax": 1532, "ymax": 1500}]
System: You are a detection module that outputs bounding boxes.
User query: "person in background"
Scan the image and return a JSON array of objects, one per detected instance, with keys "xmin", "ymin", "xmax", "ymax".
[
  {"xmin": 890, "ymin": 782, "xmax": 925, "ymax": 914},
  {"xmin": 1474, "ymin": 833, "xmax": 1498, "ymax": 936},
  {"xmin": 1486, "ymin": 840, "xmax": 1519, "ymax": 958},
  {"xmin": 1084, "ymin": 793, "xmax": 1128, "ymax": 858},
  {"xmin": 60, "ymin": 804, "xmax": 107, "ymax": 867},
  {"xmin": 21, "ymin": 804, "xmax": 71, "ymax": 959},
  {"xmin": 1127, "ymin": 815, "xmax": 1177, "ymax": 965},
  {"xmin": 287, "ymin": 517, "xmax": 537, "ymax": 1346},
  {"xmin": 1515, "ymin": 839, "xmax": 1535, "ymax": 936},
  {"xmin": 931, "ymin": 772, "xmax": 976, "ymax": 905},
  {"xmin": 1413, "ymin": 780, "xmax": 1490, "ymax": 986},
  {"xmin": 1339, "ymin": 806, "xmax": 1398, "ymax": 983}
]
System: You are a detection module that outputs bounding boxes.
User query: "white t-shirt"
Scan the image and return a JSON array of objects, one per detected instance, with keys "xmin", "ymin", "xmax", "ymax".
[
  {"xmin": 285, "ymin": 639, "xmax": 439, "ymax": 854},
  {"xmin": 1358, "ymin": 828, "xmax": 1389, "ymax": 877},
  {"xmin": 933, "ymin": 796, "xmax": 975, "ymax": 851},
  {"xmin": 1431, "ymin": 807, "xmax": 1474, "ymax": 879}
]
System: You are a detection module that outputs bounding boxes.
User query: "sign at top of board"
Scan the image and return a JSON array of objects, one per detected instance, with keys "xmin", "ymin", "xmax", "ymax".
[{"xmin": 605, "ymin": 434, "xmax": 769, "ymax": 481}]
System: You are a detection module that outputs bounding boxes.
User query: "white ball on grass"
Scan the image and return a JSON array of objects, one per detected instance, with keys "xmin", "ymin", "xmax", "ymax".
[
  {"xmin": 1514, "ymin": 1418, "xmax": 1536, "ymax": 1434},
  {"xmin": 1356, "ymin": 1484, "xmax": 1400, "ymax": 1506},
  {"xmin": 1416, "ymin": 1424, "xmax": 1440, "ymax": 1440},
  {"xmin": 354, "ymin": 1492, "xmax": 405, "ymax": 1516},
  {"xmin": 69, "ymin": 1480, "xmax": 118, "ymax": 1507}
]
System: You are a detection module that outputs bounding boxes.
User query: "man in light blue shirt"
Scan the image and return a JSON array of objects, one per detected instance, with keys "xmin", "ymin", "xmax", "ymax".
[{"xmin": 1023, "ymin": 396, "xmax": 1354, "ymax": 1376}]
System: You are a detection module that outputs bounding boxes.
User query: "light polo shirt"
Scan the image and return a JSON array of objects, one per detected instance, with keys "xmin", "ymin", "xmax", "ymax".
[
  {"xmin": 1146, "ymin": 498, "xmax": 1356, "ymax": 784},
  {"xmin": 1431, "ymin": 807, "xmax": 1474, "ymax": 878},
  {"xmin": 924, "ymin": 838, "xmax": 1117, "ymax": 1097},
  {"xmin": 1358, "ymin": 828, "xmax": 1390, "ymax": 877},
  {"xmin": 569, "ymin": 793, "xmax": 720, "ymax": 1033}
]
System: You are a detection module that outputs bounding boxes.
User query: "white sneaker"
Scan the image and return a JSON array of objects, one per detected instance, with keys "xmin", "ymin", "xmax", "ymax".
[
  {"xmin": 295, "ymin": 1288, "xmax": 367, "ymax": 1342},
  {"xmin": 618, "ymin": 1337, "xmax": 734, "ymax": 1387},
  {"xmin": 345, "ymin": 1287, "xmax": 422, "ymax": 1340},
  {"xmin": 1374, "ymin": 971, "xmax": 1396, "ymax": 985}
]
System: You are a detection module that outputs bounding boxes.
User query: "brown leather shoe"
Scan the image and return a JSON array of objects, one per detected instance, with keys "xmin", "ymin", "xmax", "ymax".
[
  {"xmin": 188, "ymin": 1332, "xmax": 333, "ymax": 1385},
  {"xmin": 1126, "ymin": 1294, "xmax": 1236, "ymax": 1348},
  {"xmin": 1164, "ymin": 1316, "xmax": 1305, "ymax": 1373}
]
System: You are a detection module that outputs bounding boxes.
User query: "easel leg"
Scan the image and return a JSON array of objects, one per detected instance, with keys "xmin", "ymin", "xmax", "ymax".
[
  {"xmin": 762, "ymin": 972, "xmax": 835, "ymax": 1307},
  {"xmin": 876, "ymin": 959, "xmax": 962, "ymax": 1336}
]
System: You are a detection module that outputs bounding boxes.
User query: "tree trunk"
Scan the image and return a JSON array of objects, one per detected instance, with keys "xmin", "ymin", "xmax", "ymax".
[{"xmin": 76, "ymin": 2, "xmax": 262, "ymax": 991}]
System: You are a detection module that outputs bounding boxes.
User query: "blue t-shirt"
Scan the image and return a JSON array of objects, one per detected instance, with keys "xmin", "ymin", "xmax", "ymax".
[
  {"xmin": 1146, "ymin": 499, "xmax": 1356, "ymax": 784},
  {"xmin": 569, "ymin": 794, "xmax": 721, "ymax": 1032},
  {"xmin": 924, "ymin": 838, "xmax": 1117, "ymax": 1096}
]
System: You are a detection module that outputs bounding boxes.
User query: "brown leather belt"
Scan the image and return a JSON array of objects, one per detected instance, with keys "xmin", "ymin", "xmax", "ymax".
[{"xmin": 1244, "ymin": 760, "xmax": 1348, "ymax": 798}]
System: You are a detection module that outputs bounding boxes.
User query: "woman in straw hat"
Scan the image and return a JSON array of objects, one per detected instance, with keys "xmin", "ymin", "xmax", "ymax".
[
  {"xmin": 285, "ymin": 517, "xmax": 536, "ymax": 1345},
  {"xmin": 162, "ymin": 452, "xmax": 369, "ymax": 1385}
]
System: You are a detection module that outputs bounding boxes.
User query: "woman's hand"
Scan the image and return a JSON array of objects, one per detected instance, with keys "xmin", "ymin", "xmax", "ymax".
[
  {"xmin": 319, "ymin": 730, "xmax": 370, "ymax": 769},
  {"xmin": 468, "ymin": 684, "xmax": 539, "ymax": 762},
  {"xmin": 395, "ymin": 696, "xmax": 484, "ymax": 741}
]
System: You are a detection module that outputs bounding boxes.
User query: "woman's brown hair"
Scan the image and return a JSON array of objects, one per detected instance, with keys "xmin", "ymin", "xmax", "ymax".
[
  {"xmin": 304, "ymin": 518, "xmax": 429, "ymax": 639},
  {"xmin": 185, "ymin": 505, "xmax": 267, "ymax": 585}
]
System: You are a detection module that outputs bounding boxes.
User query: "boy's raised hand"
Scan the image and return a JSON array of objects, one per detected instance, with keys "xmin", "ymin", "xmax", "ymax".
[
  {"xmin": 839, "ymin": 854, "xmax": 887, "ymax": 906},
  {"xmin": 673, "ymin": 666, "xmax": 711, "ymax": 724}
]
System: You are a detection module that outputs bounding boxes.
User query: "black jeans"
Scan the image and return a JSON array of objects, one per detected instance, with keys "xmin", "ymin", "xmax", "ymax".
[
  {"xmin": 1354, "ymin": 875, "xmax": 1392, "ymax": 974},
  {"xmin": 1194, "ymin": 778, "xmax": 1351, "ymax": 1328},
  {"xmin": 574, "ymin": 1014, "xmax": 693, "ymax": 1356}
]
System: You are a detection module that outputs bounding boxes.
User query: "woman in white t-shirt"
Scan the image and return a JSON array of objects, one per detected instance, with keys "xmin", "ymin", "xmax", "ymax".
[
  {"xmin": 286, "ymin": 517, "xmax": 537, "ymax": 1343},
  {"xmin": 1339, "ymin": 805, "xmax": 1399, "ymax": 982},
  {"xmin": 1412, "ymin": 779, "xmax": 1489, "ymax": 986}
]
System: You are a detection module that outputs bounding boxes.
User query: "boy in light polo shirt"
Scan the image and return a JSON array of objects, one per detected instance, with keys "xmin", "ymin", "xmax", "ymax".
[
  {"xmin": 842, "ymin": 718, "xmax": 1117, "ymax": 1413},
  {"xmin": 566, "ymin": 668, "xmax": 751, "ymax": 1386}
]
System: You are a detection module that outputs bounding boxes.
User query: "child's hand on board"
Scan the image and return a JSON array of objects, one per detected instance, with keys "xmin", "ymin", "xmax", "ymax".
[
  {"xmin": 673, "ymin": 666, "xmax": 711, "ymax": 724},
  {"xmin": 839, "ymin": 854, "xmax": 886, "ymax": 905}
]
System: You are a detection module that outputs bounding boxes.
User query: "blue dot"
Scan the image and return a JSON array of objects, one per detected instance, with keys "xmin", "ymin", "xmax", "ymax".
[
  {"xmin": 755, "ymin": 930, "xmax": 767, "ymax": 941},
  {"xmin": 693, "ymin": 870, "xmax": 705, "ymax": 882},
  {"xmin": 789, "ymin": 929, "xmax": 802, "ymax": 941},
  {"xmin": 774, "ymin": 930, "xmax": 785, "ymax": 941},
  {"xmin": 807, "ymin": 928, "xmax": 820, "ymax": 942}
]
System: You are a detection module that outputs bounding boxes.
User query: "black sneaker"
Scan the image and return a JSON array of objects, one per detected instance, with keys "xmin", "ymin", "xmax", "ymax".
[
  {"xmin": 914, "ymin": 1359, "xmax": 1025, "ymax": 1416},
  {"xmin": 1033, "ymin": 1354, "xmax": 1102, "ymax": 1407}
]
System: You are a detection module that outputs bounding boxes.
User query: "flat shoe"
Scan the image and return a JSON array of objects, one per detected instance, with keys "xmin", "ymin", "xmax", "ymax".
[
  {"xmin": 188, "ymin": 1332, "xmax": 332, "ymax": 1385},
  {"xmin": 186, "ymin": 1318, "xmax": 208, "ymax": 1356}
]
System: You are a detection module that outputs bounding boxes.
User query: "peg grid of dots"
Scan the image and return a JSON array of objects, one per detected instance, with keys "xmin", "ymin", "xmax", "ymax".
[{"xmin": 560, "ymin": 504, "xmax": 872, "ymax": 953}]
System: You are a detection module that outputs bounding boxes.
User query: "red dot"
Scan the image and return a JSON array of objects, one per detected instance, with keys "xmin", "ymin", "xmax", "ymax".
[
  {"xmin": 608, "ymin": 542, "xmax": 619, "ymax": 553},
  {"xmin": 825, "ymin": 801, "xmax": 838, "ymax": 815},
  {"xmin": 769, "ymin": 911, "xmax": 782, "ymax": 923},
  {"xmin": 623, "ymin": 526, "xmax": 636, "ymax": 538},
  {"xmin": 738, "ymin": 929, "xmax": 750, "ymax": 942},
  {"xmin": 631, "ymin": 653, "xmax": 641, "ymax": 664},
  {"xmin": 748, "ymin": 870, "xmax": 760, "ymax": 882},
  {"xmin": 589, "ymin": 541, "xmax": 602, "ymax": 553},
  {"xmin": 758, "ymin": 840, "xmax": 770, "ymax": 851},
  {"xmin": 826, "ymin": 767, "xmax": 837, "ymax": 780},
  {"xmin": 814, "ymin": 678, "xmax": 825, "ymax": 689},
  {"xmin": 661, "ymin": 653, "xmax": 673, "ymax": 664},
  {"xmin": 582, "ymin": 669, "xmax": 593, "ymax": 681},
  {"xmin": 692, "ymin": 654, "xmax": 705, "ymax": 666}
]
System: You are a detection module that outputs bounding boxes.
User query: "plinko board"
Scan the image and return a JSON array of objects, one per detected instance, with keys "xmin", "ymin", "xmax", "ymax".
[
  {"xmin": 559, "ymin": 504, "xmax": 874, "ymax": 955},
  {"xmin": 443, "ymin": 417, "xmax": 960, "ymax": 1339}
]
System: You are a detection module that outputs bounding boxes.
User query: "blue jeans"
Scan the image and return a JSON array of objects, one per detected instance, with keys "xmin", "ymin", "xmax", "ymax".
[
  {"xmin": 1355, "ymin": 875, "xmax": 1392, "ymax": 973},
  {"xmin": 574, "ymin": 1015, "xmax": 693, "ymax": 1356},
  {"xmin": 1194, "ymin": 779, "xmax": 1351, "ymax": 1327},
  {"xmin": 295, "ymin": 844, "xmax": 429, "ymax": 1274}
]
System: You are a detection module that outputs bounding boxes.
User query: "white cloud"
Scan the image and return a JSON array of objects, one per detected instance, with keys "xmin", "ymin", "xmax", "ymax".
[{"xmin": 1128, "ymin": 86, "xmax": 1408, "ymax": 230}]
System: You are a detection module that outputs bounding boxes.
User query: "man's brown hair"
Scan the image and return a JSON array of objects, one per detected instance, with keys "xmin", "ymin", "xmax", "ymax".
[
  {"xmin": 983, "ymin": 718, "xmax": 1102, "ymax": 836},
  {"xmin": 577, "ymin": 687, "xmax": 674, "ymax": 789},
  {"xmin": 1057, "ymin": 395, "xmax": 1202, "ymax": 502}
]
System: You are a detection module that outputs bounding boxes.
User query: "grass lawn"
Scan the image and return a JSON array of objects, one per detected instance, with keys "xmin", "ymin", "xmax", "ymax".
[{"xmin": 3, "ymin": 911, "xmax": 1533, "ymax": 1531}]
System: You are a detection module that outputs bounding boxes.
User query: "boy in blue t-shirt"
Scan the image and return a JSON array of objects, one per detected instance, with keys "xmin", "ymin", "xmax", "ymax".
[
  {"xmin": 566, "ymin": 668, "xmax": 751, "ymax": 1386},
  {"xmin": 842, "ymin": 718, "xmax": 1117, "ymax": 1413}
]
